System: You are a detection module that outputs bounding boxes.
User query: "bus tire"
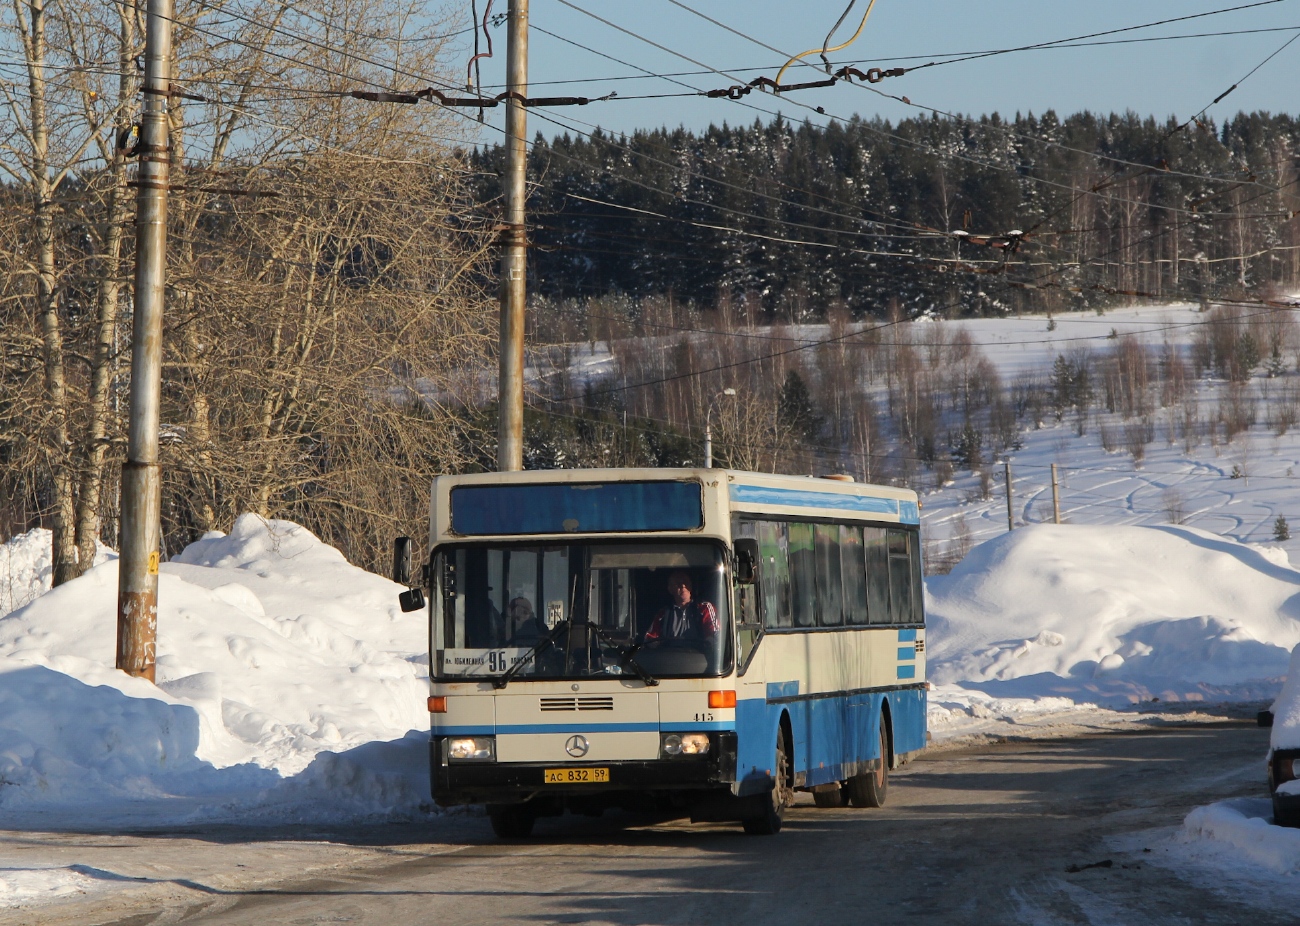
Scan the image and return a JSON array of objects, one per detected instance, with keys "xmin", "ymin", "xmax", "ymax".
[
  {"xmin": 848, "ymin": 722, "xmax": 889, "ymax": 808},
  {"xmin": 489, "ymin": 805, "xmax": 536, "ymax": 838},
  {"xmin": 743, "ymin": 729, "xmax": 791, "ymax": 835},
  {"xmin": 812, "ymin": 785, "xmax": 843, "ymax": 808}
]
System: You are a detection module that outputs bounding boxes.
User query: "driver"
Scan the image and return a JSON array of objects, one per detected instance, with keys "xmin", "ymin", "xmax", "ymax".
[
  {"xmin": 506, "ymin": 596, "xmax": 548, "ymax": 644},
  {"xmin": 644, "ymin": 570, "xmax": 718, "ymax": 642}
]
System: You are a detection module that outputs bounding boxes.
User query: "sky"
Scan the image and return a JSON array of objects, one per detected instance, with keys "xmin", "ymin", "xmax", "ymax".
[{"xmin": 449, "ymin": 0, "xmax": 1300, "ymax": 144}]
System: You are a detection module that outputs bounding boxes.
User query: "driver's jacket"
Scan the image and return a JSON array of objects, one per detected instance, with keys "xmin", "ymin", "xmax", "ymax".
[{"xmin": 644, "ymin": 600, "xmax": 719, "ymax": 642}]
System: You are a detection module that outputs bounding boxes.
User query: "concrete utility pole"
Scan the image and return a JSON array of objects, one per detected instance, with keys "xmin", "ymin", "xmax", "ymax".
[
  {"xmin": 703, "ymin": 388, "xmax": 736, "ymax": 468},
  {"xmin": 1003, "ymin": 461, "xmax": 1014, "ymax": 532},
  {"xmin": 497, "ymin": 0, "xmax": 528, "ymax": 471},
  {"xmin": 116, "ymin": 0, "xmax": 172, "ymax": 682},
  {"xmin": 1051, "ymin": 463, "xmax": 1062, "ymax": 524}
]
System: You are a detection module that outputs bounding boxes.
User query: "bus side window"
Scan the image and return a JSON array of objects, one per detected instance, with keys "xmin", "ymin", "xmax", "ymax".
[
  {"xmin": 788, "ymin": 522, "xmax": 817, "ymax": 628},
  {"xmin": 840, "ymin": 525, "xmax": 867, "ymax": 624},
  {"xmin": 887, "ymin": 529, "xmax": 913, "ymax": 624},
  {"xmin": 814, "ymin": 523, "xmax": 843, "ymax": 626},
  {"xmin": 758, "ymin": 520, "xmax": 791, "ymax": 629},
  {"xmin": 910, "ymin": 528, "xmax": 925, "ymax": 624},
  {"xmin": 864, "ymin": 527, "xmax": 890, "ymax": 624}
]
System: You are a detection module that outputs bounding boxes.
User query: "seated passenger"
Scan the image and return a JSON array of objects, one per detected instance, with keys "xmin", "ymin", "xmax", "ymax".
[{"xmin": 644, "ymin": 570, "xmax": 718, "ymax": 644}]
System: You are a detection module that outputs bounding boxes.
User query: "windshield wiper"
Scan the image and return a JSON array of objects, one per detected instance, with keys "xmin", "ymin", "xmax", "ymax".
[
  {"xmin": 587, "ymin": 624, "xmax": 659, "ymax": 687},
  {"xmin": 492, "ymin": 620, "xmax": 570, "ymax": 690}
]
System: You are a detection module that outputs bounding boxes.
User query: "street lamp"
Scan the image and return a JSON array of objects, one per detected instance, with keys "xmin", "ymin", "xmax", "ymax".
[{"xmin": 704, "ymin": 388, "xmax": 737, "ymax": 468}]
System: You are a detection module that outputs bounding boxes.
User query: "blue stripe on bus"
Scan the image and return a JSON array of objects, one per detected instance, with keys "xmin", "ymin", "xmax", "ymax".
[
  {"xmin": 730, "ymin": 484, "xmax": 901, "ymax": 516},
  {"xmin": 898, "ymin": 500, "xmax": 920, "ymax": 525},
  {"xmin": 897, "ymin": 628, "xmax": 918, "ymax": 642},
  {"xmin": 897, "ymin": 664, "xmax": 916, "ymax": 680},
  {"xmin": 897, "ymin": 646, "xmax": 916, "ymax": 661},
  {"xmin": 767, "ymin": 680, "xmax": 800, "ymax": 700},
  {"xmin": 433, "ymin": 723, "xmax": 662, "ymax": 735}
]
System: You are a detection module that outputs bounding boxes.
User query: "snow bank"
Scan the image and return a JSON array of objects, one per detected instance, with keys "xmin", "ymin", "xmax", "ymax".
[
  {"xmin": 926, "ymin": 524, "xmax": 1300, "ymax": 711},
  {"xmin": 0, "ymin": 515, "xmax": 429, "ymax": 823},
  {"xmin": 1180, "ymin": 799, "xmax": 1300, "ymax": 874},
  {"xmin": 0, "ymin": 528, "xmax": 114, "ymax": 618}
]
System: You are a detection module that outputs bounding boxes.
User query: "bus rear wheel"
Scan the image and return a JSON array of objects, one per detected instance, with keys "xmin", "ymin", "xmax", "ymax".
[
  {"xmin": 812, "ymin": 784, "xmax": 846, "ymax": 808},
  {"xmin": 847, "ymin": 720, "xmax": 889, "ymax": 808},
  {"xmin": 744, "ymin": 730, "xmax": 792, "ymax": 835},
  {"xmin": 489, "ymin": 804, "xmax": 536, "ymax": 838}
]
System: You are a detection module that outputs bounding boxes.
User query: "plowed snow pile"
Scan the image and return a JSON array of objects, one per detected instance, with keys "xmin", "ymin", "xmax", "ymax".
[
  {"xmin": 0, "ymin": 515, "xmax": 429, "ymax": 824},
  {"xmin": 925, "ymin": 523, "xmax": 1300, "ymax": 729}
]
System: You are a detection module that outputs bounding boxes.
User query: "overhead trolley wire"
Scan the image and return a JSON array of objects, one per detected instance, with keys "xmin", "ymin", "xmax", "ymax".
[
  {"xmin": 661, "ymin": 0, "xmax": 1292, "ymax": 195},
  {"xmin": 135, "ymin": 0, "xmax": 1300, "ymax": 304}
]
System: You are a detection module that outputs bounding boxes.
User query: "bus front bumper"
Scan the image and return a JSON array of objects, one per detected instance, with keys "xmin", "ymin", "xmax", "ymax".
[{"xmin": 431, "ymin": 732, "xmax": 738, "ymax": 806}]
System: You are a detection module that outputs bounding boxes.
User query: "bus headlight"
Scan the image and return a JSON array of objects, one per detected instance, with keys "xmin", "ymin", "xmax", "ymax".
[
  {"xmin": 662, "ymin": 733, "xmax": 710, "ymax": 756},
  {"xmin": 447, "ymin": 736, "xmax": 495, "ymax": 760}
]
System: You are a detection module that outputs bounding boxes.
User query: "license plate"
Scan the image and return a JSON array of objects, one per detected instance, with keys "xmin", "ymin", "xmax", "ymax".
[{"xmin": 544, "ymin": 767, "xmax": 609, "ymax": 784}]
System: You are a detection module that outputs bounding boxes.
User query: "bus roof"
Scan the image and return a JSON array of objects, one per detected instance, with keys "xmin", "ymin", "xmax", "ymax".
[{"xmin": 429, "ymin": 469, "xmax": 919, "ymax": 543}]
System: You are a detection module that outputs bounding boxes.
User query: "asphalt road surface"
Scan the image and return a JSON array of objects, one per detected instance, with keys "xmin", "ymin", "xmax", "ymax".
[{"xmin": 11, "ymin": 721, "xmax": 1291, "ymax": 926}]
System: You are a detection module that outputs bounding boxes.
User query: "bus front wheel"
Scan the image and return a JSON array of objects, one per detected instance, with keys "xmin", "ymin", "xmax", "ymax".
[
  {"xmin": 743, "ymin": 730, "xmax": 792, "ymax": 835},
  {"xmin": 848, "ymin": 721, "xmax": 889, "ymax": 808}
]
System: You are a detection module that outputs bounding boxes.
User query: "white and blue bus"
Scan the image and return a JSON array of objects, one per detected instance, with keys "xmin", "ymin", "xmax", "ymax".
[{"xmin": 397, "ymin": 468, "xmax": 926, "ymax": 836}]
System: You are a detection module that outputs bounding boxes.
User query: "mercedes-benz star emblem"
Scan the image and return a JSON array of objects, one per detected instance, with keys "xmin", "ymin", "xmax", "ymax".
[{"xmin": 564, "ymin": 734, "xmax": 589, "ymax": 758}]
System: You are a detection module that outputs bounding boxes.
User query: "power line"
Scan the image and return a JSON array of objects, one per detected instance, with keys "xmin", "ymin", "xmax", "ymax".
[{"xmin": 479, "ymin": 24, "xmax": 1300, "ymax": 91}]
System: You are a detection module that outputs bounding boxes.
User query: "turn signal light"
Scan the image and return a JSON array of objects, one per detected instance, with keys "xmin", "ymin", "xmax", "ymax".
[
  {"xmin": 708, "ymin": 690, "xmax": 737, "ymax": 709},
  {"xmin": 428, "ymin": 696, "xmax": 447, "ymax": 713}
]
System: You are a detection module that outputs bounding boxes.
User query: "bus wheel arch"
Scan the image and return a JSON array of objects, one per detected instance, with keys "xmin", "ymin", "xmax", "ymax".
[
  {"xmin": 744, "ymin": 711, "xmax": 793, "ymax": 835},
  {"xmin": 880, "ymin": 699, "xmax": 895, "ymax": 770},
  {"xmin": 778, "ymin": 711, "xmax": 794, "ymax": 792}
]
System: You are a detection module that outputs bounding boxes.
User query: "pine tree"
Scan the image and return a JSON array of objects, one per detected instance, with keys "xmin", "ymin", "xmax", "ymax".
[
  {"xmin": 1274, "ymin": 514, "xmax": 1291, "ymax": 542},
  {"xmin": 778, "ymin": 370, "xmax": 823, "ymax": 441}
]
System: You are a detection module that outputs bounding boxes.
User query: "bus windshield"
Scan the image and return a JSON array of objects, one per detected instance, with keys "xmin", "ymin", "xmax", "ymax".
[{"xmin": 433, "ymin": 541, "xmax": 732, "ymax": 680}]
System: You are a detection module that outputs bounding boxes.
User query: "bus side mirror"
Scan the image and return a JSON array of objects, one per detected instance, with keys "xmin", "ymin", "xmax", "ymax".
[
  {"xmin": 399, "ymin": 588, "xmax": 426, "ymax": 612},
  {"xmin": 734, "ymin": 538, "xmax": 759, "ymax": 585},
  {"xmin": 392, "ymin": 536, "xmax": 414, "ymax": 585}
]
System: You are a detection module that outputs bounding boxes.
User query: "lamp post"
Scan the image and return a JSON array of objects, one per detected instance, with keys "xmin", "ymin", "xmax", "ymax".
[{"xmin": 704, "ymin": 388, "xmax": 737, "ymax": 468}]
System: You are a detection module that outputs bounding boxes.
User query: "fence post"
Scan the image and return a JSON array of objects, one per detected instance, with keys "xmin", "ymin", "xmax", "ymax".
[
  {"xmin": 1004, "ymin": 461, "xmax": 1014, "ymax": 531},
  {"xmin": 1051, "ymin": 463, "xmax": 1062, "ymax": 524}
]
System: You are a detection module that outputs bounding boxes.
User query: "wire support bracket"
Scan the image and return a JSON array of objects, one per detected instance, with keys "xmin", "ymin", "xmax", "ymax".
[
  {"xmin": 704, "ymin": 65, "xmax": 905, "ymax": 100},
  {"xmin": 348, "ymin": 88, "xmax": 616, "ymax": 108}
]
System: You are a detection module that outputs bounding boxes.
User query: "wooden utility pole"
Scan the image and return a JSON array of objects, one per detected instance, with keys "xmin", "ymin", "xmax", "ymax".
[
  {"xmin": 116, "ymin": 0, "xmax": 172, "ymax": 682},
  {"xmin": 1003, "ymin": 461, "xmax": 1014, "ymax": 531},
  {"xmin": 497, "ymin": 0, "xmax": 528, "ymax": 471},
  {"xmin": 1051, "ymin": 463, "xmax": 1062, "ymax": 524}
]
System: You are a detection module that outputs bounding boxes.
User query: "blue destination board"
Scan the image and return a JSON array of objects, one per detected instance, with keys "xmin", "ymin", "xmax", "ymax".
[{"xmin": 450, "ymin": 481, "xmax": 704, "ymax": 535}]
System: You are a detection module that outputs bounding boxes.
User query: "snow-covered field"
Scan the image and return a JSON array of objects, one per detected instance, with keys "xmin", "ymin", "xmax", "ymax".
[{"xmin": 7, "ymin": 301, "xmax": 1300, "ymax": 907}]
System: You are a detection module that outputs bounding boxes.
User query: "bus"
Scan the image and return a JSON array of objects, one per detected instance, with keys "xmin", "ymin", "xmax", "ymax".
[{"xmin": 394, "ymin": 468, "xmax": 927, "ymax": 837}]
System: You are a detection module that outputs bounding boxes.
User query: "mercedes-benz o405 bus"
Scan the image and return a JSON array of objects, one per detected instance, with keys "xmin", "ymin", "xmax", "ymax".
[{"xmin": 395, "ymin": 468, "xmax": 927, "ymax": 837}]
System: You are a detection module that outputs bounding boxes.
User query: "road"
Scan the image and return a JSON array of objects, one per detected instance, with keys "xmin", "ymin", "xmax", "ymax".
[{"xmin": 8, "ymin": 721, "xmax": 1290, "ymax": 926}]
